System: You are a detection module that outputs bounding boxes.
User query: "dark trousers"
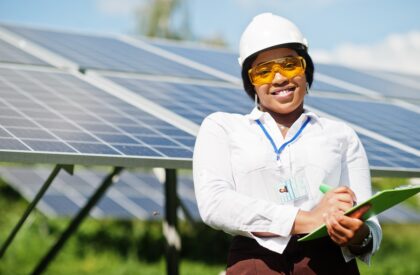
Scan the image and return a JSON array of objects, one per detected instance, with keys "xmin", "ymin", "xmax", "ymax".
[{"xmin": 226, "ymin": 235, "xmax": 359, "ymax": 275}]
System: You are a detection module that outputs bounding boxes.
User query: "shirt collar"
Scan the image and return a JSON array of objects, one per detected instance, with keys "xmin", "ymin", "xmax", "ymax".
[{"xmin": 246, "ymin": 107, "xmax": 323, "ymax": 127}]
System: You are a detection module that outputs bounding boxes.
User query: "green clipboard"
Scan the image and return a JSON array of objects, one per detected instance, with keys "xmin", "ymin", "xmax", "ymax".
[{"xmin": 298, "ymin": 185, "xmax": 420, "ymax": 242}]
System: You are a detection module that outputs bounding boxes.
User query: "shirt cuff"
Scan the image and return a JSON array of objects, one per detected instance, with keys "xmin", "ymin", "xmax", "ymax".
[
  {"xmin": 249, "ymin": 206, "xmax": 300, "ymax": 254},
  {"xmin": 341, "ymin": 220, "xmax": 381, "ymax": 265}
]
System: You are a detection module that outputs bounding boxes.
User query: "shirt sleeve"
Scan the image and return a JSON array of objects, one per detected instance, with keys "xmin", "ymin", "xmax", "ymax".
[
  {"xmin": 193, "ymin": 114, "xmax": 299, "ymax": 250},
  {"xmin": 339, "ymin": 126, "xmax": 382, "ymax": 264}
]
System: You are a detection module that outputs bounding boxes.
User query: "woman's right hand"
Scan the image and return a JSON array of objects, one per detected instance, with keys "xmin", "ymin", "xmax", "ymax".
[
  {"xmin": 293, "ymin": 186, "xmax": 356, "ymax": 234},
  {"xmin": 312, "ymin": 186, "xmax": 356, "ymax": 220}
]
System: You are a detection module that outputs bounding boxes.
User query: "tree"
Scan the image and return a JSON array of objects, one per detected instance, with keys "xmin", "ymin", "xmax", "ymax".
[
  {"xmin": 137, "ymin": 0, "xmax": 190, "ymax": 40},
  {"xmin": 136, "ymin": 0, "xmax": 226, "ymax": 46}
]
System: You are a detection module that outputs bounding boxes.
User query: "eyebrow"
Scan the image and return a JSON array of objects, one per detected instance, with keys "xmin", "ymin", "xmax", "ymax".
[{"xmin": 254, "ymin": 55, "xmax": 296, "ymax": 67}]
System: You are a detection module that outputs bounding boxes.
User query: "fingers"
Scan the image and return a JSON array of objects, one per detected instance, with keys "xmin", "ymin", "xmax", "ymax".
[
  {"xmin": 336, "ymin": 214, "xmax": 364, "ymax": 230},
  {"xmin": 332, "ymin": 186, "xmax": 357, "ymax": 202},
  {"xmin": 324, "ymin": 213, "xmax": 364, "ymax": 246},
  {"xmin": 348, "ymin": 203, "xmax": 371, "ymax": 219},
  {"xmin": 324, "ymin": 193, "xmax": 354, "ymax": 212},
  {"xmin": 324, "ymin": 212, "xmax": 352, "ymax": 245}
]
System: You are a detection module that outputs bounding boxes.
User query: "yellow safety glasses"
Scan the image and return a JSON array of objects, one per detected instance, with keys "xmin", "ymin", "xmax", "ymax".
[{"xmin": 248, "ymin": 56, "xmax": 306, "ymax": 86}]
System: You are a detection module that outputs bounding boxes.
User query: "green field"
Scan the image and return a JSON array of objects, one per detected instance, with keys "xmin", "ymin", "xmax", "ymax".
[{"xmin": 0, "ymin": 176, "xmax": 419, "ymax": 275}]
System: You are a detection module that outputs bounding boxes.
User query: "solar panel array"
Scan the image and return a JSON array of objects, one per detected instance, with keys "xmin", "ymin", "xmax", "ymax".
[{"xmin": 0, "ymin": 23, "xmax": 419, "ymax": 222}]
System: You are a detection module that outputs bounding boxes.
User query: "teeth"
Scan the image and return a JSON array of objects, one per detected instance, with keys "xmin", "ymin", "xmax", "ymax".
[{"xmin": 272, "ymin": 88, "xmax": 293, "ymax": 95}]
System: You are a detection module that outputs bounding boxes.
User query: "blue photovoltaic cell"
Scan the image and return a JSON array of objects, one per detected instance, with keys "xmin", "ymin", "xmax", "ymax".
[
  {"xmin": 305, "ymin": 96, "xmax": 420, "ymax": 150},
  {"xmin": 0, "ymin": 39, "xmax": 48, "ymax": 66},
  {"xmin": 0, "ymin": 67, "xmax": 194, "ymax": 161},
  {"xmin": 358, "ymin": 134, "xmax": 420, "ymax": 169},
  {"xmin": 0, "ymin": 167, "xmax": 200, "ymax": 220},
  {"xmin": 129, "ymin": 197, "xmax": 162, "ymax": 214},
  {"xmin": 363, "ymin": 70, "xmax": 420, "ymax": 101},
  {"xmin": 317, "ymin": 64, "xmax": 420, "ymax": 100},
  {"xmin": 2, "ymin": 25, "xmax": 220, "ymax": 81},
  {"xmin": 43, "ymin": 195, "xmax": 80, "ymax": 216},
  {"xmin": 392, "ymin": 72, "xmax": 420, "ymax": 85},
  {"xmin": 96, "ymin": 197, "xmax": 134, "ymax": 218},
  {"xmin": 151, "ymin": 41, "xmax": 241, "ymax": 78},
  {"xmin": 311, "ymin": 77, "xmax": 356, "ymax": 94},
  {"xmin": 106, "ymin": 76, "xmax": 253, "ymax": 125}
]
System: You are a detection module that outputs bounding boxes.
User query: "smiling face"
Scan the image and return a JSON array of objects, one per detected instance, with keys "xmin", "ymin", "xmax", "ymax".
[{"xmin": 252, "ymin": 47, "xmax": 307, "ymax": 115}]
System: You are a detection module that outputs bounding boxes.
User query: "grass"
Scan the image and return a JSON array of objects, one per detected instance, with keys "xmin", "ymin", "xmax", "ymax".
[{"xmin": 358, "ymin": 224, "xmax": 420, "ymax": 275}]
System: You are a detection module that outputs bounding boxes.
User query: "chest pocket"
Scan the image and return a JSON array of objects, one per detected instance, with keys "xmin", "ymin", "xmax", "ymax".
[{"xmin": 229, "ymin": 132, "xmax": 271, "ymax": 174}]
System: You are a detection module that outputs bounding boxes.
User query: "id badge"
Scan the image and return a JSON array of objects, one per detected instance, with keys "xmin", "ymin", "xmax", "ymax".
[{"xmin": 276, "ymin": 173, "xmax": 309, "ymax": 204}]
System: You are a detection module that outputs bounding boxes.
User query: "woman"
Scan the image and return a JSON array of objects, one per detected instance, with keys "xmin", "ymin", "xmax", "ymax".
[{"xmin": 193, "ymin": 13, "xmax": 381, "ymax": 274}]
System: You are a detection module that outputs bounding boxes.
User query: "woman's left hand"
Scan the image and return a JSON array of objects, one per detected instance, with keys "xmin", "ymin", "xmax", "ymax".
[{"xmin": 323, "ymin": 205, "xmax": 371, "ymax": 246}]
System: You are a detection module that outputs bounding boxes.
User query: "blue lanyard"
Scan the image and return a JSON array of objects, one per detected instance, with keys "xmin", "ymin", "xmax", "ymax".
[{"xmin": 256, "ymin": 117, "xmax": 311, "ymax": 160}]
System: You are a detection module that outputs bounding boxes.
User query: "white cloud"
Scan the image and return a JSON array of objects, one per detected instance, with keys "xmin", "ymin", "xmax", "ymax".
[
  {"xmin": 95, "ymin": 0, "xmax": 144, "ymax": 17},
  {"xmin": 311, "ymin": 31, "xmax": 420, "ymax": 75}
]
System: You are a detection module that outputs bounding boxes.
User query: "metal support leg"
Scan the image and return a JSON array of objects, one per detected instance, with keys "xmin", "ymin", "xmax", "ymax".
[
  {"xmin": 164, "ymin": 169, "xmax": 180, "ymax": 275},
  {"xmin": 0, "ymin": 164, "xmax": 71, "ymax": 259},
  {"xmin": 31, "ymin": 166, "xmax": 123, "ymax": 275}
]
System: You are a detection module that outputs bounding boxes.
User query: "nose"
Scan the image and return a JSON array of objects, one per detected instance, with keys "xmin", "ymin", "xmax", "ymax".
[{"xmin": 272, "ymin": 71, "xmax": 288, "ymax": 85}]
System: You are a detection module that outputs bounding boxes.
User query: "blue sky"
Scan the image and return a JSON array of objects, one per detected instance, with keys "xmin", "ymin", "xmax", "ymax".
[{"xmin": 1, "ymin": 0, "xmax": 420, "ymax": 74}]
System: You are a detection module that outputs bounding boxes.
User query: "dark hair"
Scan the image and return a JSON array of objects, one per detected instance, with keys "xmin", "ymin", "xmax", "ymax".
[{"xmin": 241, "ymin": 43, "xmax": 315, "ymax": 100}]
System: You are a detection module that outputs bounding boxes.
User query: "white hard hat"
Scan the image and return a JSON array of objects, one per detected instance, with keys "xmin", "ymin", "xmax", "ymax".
[{"xmin": 238, "ymin": 13, "xmax": 308, "ymax": 66}]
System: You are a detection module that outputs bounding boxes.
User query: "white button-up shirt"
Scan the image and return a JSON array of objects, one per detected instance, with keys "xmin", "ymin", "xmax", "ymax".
[{"xmin": 193, "ymin": 107, "xmax": 381, "ymax": 264}]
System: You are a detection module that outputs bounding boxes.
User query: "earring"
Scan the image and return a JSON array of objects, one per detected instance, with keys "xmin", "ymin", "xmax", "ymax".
[
  {"xmin": 254, "ymin": 93, "xmax": 259, "ymax": 108},
  {"xmin": 306, "ymin": 82, "xmax": 310, "ymax": 94}
]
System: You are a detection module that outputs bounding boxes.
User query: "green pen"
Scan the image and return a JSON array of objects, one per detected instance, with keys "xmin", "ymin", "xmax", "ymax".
[{"xmin": 319, "ymin": 183, "xmax": 333, "ymax": 194}]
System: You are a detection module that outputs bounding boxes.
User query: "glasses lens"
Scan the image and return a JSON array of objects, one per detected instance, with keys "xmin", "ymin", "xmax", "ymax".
[
  {"xmin": 249, "ymin": 56, "xmax": 305, "ymax": 85},
  {"xmin": 251, "ymin": 63, "xmax": 275, "ymax": 85}
]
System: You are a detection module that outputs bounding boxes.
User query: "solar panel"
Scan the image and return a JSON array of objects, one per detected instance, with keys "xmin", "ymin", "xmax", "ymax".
[
  {"xmin": 104, "ymin": 75, "xmax": 253, "ymax": 125},
  {"xmin": 2, "ymin": 25, "xmax": 220, "ymax": 81},
  {"xmin": 0, "ymin": 38, "xmax": 48, "ymax": 66},
  {"xmin": 151, "ymin": 40, "xmax": 241, "ymax": 78},
  {"xmin": 97, "ymin": 73, "xmax": 420, "ymax": 174},
  {"xmin": 316, "ymin": 63, "xmax": 420, "ymax": 101},
  {"xmin": 357, "ymin": 133, "xmax": 420, "ymax": 171},
  {"xmin": 363, "ymin": 70, "xmax": 420, "ymax": 85},
  {"xmin": 362, "ymin": 69, "xmax": 420, "ymax": 103},
  {"xmin": 0, "ymin": 65, "xmax": 194, "ymax": 167},
  {"xmin": 0, "ymin": 167, "xmax": 200, "ymax": 220},
  {"xmin": 311, "ymin": 76, "xmax": 357, "ymax": 95},
  {"xmin": 305, "ymin": 96, "xmax": 420, "ymax": 150}
]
